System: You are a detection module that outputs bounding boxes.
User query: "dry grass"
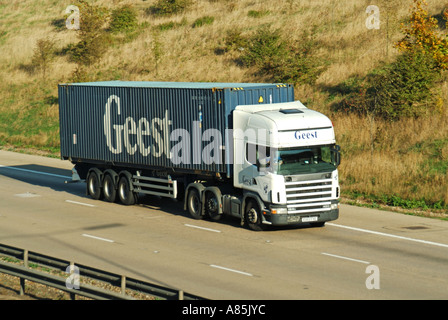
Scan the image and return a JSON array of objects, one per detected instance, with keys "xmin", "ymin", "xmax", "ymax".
[
  {"xmin": 0, "ymin": 0, "xmax": 447, "ymax": 211},
  {"xmin": 334, "ymin": 112, "xmax": 448, "ymax": 206}
]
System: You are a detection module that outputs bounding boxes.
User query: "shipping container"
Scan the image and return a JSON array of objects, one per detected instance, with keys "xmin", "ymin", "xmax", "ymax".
[{"xmin": 59, "ymin": 81, "xmax": 294, "ymax": 176}]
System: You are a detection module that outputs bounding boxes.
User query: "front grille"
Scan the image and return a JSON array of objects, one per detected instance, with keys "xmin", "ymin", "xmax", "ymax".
[{"xmin": 285, "ymin": 177, "xmax": 333, "ymax": 214}]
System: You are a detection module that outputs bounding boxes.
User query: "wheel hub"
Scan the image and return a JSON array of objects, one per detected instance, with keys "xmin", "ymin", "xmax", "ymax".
[
  {"xmin": 207, "ymin": 197, "xmax": 218, "ymax": 213},
  {"xmin": 247, "ymin": 208, "xmax": 258, "ymax": 224}
]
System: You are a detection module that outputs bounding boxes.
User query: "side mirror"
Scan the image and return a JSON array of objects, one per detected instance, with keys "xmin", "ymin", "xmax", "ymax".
[{"xmin": 333, "ymin": 145, "xmax": 341, "ymax": 167}]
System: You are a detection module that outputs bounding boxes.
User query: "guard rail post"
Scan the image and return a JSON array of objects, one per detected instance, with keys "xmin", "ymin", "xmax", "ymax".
[
  {"xmin": 19, "ymin": 249, "xmax": 29, "ymax": 296},
  {"xmin": 121, "ymin": 275, "xmax": 126, "ymax": 295}
]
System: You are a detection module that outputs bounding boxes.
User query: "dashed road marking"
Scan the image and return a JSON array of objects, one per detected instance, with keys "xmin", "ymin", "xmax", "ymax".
[
  {"xmin": 321, "ymin": 252, "xmax": 370, "ymax": 265},
  {"xmin": 66, "ymin": 200, "xmax": 96, "ymax": 207},
  {"xmin": 328, "ymin": 223, "xmax": 448, "ymax": 249},
  {"xmin": 81, "ymin": 233, "xmax": 114, "ymax": 243},
  {"xmin": 185, "ymin": 224, "xmax": 221, "ymax": 233},
  {"xmin": 210, "ymin": 264, "xmax": 253, "ymax": 277}
]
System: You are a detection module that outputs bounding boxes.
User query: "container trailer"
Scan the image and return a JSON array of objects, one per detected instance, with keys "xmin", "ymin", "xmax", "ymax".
[{"xmin": 59, "ymin": 81, "xmax": 340, "ymax": 230}]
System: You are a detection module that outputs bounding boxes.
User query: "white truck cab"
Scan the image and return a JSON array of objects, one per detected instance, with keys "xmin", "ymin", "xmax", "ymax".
[{"xmin": 232, "ymin": 101, "xmax": 341, "ymax": 229}]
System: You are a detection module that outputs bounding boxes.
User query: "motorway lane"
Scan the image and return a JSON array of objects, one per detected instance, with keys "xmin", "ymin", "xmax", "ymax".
[{"xmin": 0, "ymin": 150, "xmax": 448, "ymax": 299}]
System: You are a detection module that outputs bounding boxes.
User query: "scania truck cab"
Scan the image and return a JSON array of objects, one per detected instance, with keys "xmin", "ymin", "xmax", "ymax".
[{"xmin": 229, "ymin": 100, "xmax": 340, "ymax": 230}]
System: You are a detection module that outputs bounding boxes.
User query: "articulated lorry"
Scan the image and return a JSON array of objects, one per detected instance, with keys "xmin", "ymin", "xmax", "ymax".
[{"xmin": 59, "ymin": 81, "xmax": 341, "ymax": 230}]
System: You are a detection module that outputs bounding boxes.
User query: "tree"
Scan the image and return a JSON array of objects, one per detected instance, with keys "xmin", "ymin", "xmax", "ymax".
[
  {"xmin": 377, "ymin": 0, "xmax": 401, "ymax": 61},
  {"xmin": 340, "ymin": 0, "xmax": 445, "ymax": 121},
  {"xmin": 31, "ymin": 38, "xmax": 56, "ymax": 80},
  {"xmin": 152, "ymin": 30, "xmax": 162, "ymax": 76},
  {"xmin": 69, "ymin": 0, "xmax": 110, "ymax": 66},
  {"xmin": 396, "ymin": 0, "xmax": 448, "ymax": 70},
  {"xmin": 366, "ymin": 50, "xmax": 441, "ymax": 120}
]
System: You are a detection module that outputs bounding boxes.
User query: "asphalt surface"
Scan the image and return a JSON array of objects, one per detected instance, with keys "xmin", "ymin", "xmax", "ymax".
[{"xmin": 0, "ymin": 150, "xmax": 447, "ymax": 300}]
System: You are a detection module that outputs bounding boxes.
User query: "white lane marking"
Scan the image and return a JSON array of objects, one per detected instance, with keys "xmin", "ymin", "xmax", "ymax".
[
  {"xmin": 82, "ymin": 233, "xmax": 114, "ymax": 243},
  {"xmin": 15, "ymin": 192, "xmax": 40, "ymax": 198},
  {"xmin": 210, "ymin": 264, "xmax": 253, "ymax": 277},
  {"xmin": 65, "ymin": 200, "xmax": 96, "ymax": 207},
  {"xmin": 0, "ymin": 164, "xmax": 71, "ymax": 179},
  {"xmin": 328, "ymin": 223, "xmax": 448, "ymax": 249},
  {"xmin": 321, "ymin": 252, "xmax": 370, "ymax": 265},
  {"xmin": 184, "ymin": 224, "xmax": 221, "ymax": 233}
]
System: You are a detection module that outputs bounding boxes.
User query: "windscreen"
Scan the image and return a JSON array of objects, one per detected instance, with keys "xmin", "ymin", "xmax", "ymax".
[{"xmin": 271, "ymin": 145, "xmax": 338, "ymax": 175}]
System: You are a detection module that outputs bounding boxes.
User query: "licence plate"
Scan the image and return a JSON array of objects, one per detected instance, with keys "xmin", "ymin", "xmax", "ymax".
[{"xmin": 302, "ymin": 216, "xmax": 318, "ymax": 222}]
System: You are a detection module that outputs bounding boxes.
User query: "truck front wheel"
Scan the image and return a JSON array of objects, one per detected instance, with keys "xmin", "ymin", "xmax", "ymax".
[
  {"xmin": 205, "ymin": 191, "xmax": 222, "ymax": 221},
  {"xmin": 245, "ymin": 200, "xmax": 266, "ymax": 231},
  {"xmin": 187, "ymin": 188, "xmax": 203, "ymax": 220}
]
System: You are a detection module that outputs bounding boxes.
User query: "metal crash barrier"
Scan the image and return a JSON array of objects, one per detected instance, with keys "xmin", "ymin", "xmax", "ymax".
[{"xmin": 0, "ymin": 243, "xmax": 205, "ymax": 300}]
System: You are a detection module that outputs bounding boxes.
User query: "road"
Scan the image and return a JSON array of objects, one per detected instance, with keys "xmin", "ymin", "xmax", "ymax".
[{"xmin": 0, "ymin": 149, "xmax": 447, "ymax": 300}]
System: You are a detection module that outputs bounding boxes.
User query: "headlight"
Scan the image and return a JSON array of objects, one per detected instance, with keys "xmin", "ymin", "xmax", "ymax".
[{"xmin": 270, "ymin": 206, "xmax": 288, "ymax": 214}]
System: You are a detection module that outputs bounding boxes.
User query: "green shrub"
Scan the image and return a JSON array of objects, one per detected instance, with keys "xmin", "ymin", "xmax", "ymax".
[
  {"xmin": 239, "ymin": 27, "xmax": 326, "ymax": 85},
  {"xmin": 340, "ymin": 50, "xmax": 442, "ymax": 120},
  {"xmin": 157, "ymin": 21, "xmax": 176, "ymax": 31},
  {"xmin": 240, "ymin": 28, "xmax": 282, "ymax": 67},
  {"xmin": 109, "ymin": 5, "xmax": 138, "ymax": 33},
  {"xmin": 223, "ymin": 29, "xmax": 248, "ymax": 51},
  {"xmin": 372, "ymin": 51, "xmax": 441, "ymax": 119},
  {"xmin": 247, "ymin": 10, "xmax": 270, "ymax": 18},
  {"xmin": 156, "ymin": 18, "xmax": 188, "ymax": 31},
  {"xmin": 192, "ymin": 16, "xmax": 214, "ymax": 28},
  {"xmin": 148, "ymin": 0, "xmax": 191, "ymax": 17}
]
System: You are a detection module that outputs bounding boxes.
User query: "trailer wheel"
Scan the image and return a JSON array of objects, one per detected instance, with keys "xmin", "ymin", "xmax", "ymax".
[
  {"xmin": 103, "ymin": 174, "xmax": 117, "ymax": 203},
  {"xmin": 245, "ymin": 200, "xmax": 266, "ymax": 231},
  {"xmin": 205, "ymin": 191, "xmax": 222, "ymax": 221},
  {"xmin": 187, "ymin": 188, "xmax": 203, "ymax": 220},
  {"xmin": 118, "ymin": 176, "xmax": 136, "ymax": 205},
  {"xmin": 87, "ymin": 171, "xmax": 102, "ymax": 200}
]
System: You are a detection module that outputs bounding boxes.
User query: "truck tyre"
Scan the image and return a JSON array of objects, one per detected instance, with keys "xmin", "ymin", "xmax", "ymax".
[
  {"xmin": 187, "ymin": 188, "xmax": 203, "ymax": 220},
  {"xmin": 87, "ymin": 171, "xmax": 102, "ymax": 200},
  {"xmin": 103, "ymin": 174, "xmax": 117, "ymax": 203},
  {"xmin": 118, "ymin": 175, "xmax": 136, "ymax": 205},
  {"xmin": 205, "ymin": 191, "xmax": 222, "ymax": 221},
  {"xmin": 245, "ymin": 200, "xmax": 266, "ymax": 231}
]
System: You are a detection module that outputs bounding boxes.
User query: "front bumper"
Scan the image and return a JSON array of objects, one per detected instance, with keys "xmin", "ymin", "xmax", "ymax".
[{"xmin": 264, "ymin": 202, "xmax": 339, "ymax": 226}]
